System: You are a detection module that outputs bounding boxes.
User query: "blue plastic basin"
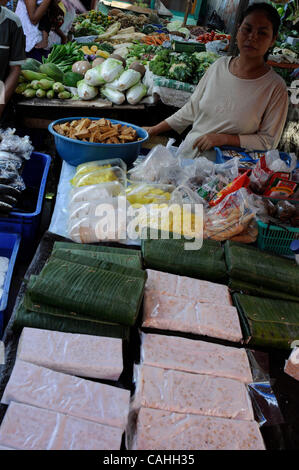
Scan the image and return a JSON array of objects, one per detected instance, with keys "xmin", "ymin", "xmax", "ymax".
[{"xmin": 48, "ymin": 117, "xmax": 149, "ymax": 167}]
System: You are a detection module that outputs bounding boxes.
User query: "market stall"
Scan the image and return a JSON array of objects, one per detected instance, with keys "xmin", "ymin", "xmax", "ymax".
[{"xmin": 0, "ymin": 1, "xmax": 299, "ymax": 453}]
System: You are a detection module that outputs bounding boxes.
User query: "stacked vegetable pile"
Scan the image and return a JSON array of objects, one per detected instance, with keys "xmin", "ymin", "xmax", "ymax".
[
  {"xmin": 76, "ymin": 55, "xmax": 148, "ymax": 104},
  {"xmin": 149, "ymin": 49, "xmax": 219, "ymax": 84},
  {"xmin": 42, "ymin": 41, "xmax": 85, "ymax": 73},
  {"xmin": 72, "ymin": 10, "xmax": 114, "ymax": 37},
  {"xmin": 196, "ymin": 30, "xmax": 231, "ymax": 44},
  {"xmin": 16, "ymin": 58, "xmax": 83, "ymax": 100}
]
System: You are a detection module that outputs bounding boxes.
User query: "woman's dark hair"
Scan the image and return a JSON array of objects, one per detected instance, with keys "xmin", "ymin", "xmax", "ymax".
[
  {"xmin": 239, "ymin": 2, "xmax": 281, "ymax": 61},
  {"xmin": 240, "ymin": 2, "xmax": 281, "ymax": 37}
]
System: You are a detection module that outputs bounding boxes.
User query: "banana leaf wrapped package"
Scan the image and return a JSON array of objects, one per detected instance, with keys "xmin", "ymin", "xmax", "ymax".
[
  {"xmin": 141, "ymin": 230, "xmax": 227, "ymax": 285},
  {"xmin": 13, "ymin": 243, "xmax": 146, "ymax": 336},
  {"xmin": 233, "ymin": 293, "xmax": 299, "ymax": 349},
  {"xmin": 225, "ymin": 241, "xmax": 299, "ymax": 302},
  {"xmin": 25, "ymin": 256, "xmax": 146, "ymax": 327}
]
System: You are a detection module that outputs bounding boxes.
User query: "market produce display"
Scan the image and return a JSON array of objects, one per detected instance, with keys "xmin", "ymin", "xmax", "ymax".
[
  {"xmin": 72, "ymin": 10, "xmax": 114, "ymax": 37},
  {"xmin": 3, "ymin": 3, "xmax": 299, "ymax": 453}
]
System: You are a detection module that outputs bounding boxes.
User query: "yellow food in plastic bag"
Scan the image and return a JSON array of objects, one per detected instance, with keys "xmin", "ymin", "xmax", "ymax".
[
  {"xmin": 71, "ymin": 166, "xmax": 120, "ymax": 187},
  {"xmin": 126, "ymin": 185, "xmax": 172, "ymax": 205}
]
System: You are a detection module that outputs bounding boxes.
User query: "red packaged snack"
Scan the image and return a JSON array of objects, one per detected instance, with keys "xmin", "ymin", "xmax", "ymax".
[{"xmin": 209, "ymin": 171, "xmax": 251, "ymax": 207}]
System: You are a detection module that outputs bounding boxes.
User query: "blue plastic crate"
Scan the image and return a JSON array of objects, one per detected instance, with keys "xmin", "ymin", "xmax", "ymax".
[
  {"xmin": 0, "ymin": 232, "xmax": 21, "ymax": 337},
  {"xmin": 0, "ymin": 152, "xmax": 51, "ymax": 257},
  {"xmin": 215, "ymin": 146, "xmax": 293, "ymax": 168}
]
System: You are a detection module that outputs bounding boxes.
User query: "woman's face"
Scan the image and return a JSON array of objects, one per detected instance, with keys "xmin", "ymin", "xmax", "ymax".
[{"xmin": 237, "ymin": 10, "xmax": 276, "ymax": 60}]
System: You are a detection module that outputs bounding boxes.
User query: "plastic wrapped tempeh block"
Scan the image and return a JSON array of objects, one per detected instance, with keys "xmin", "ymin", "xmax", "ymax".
[
  {"xmin": 140, "ymin": 333, "xmax": 253, "ymax": 383},
  {"xmin": 130, "ymin": 407, "xmax": 265, "ymax": 450},
  {"xmin": 0, "ymin": 402, "xmax": 123, "ymax": 450},
  {"xmin": 1, "ymin": 360, "xmax": 130, "ymax": 430},
  {"xmin": 16, "ymin": 327, "xmax": 123, "ymax": 381},
  {"xmin": 145, "ymin": 269, "xmax": 233, "ymax": 306},
  {"xmin": 142, "ymin": 289, "xmax": 243, "ymax": 343},
  {"xmin": 132, "ymin": 364, "xmax": 254, "ymax": 421}
]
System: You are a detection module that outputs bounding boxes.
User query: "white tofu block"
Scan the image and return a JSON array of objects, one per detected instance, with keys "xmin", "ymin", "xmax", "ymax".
[
  {"xmin": 146, "ymin": 269, "xmax": 233, "ymax": 306},
  {"xmin": 284, "ymin": 348, "xmax": 299, "ymax": 381},
  {"xmin": 17, "ymin": 327, "xmax": 123, "ymax": 380},
  {"xmin": 131, "ymin": 407, "xmax": 265, "ymax": 450},
  {"xmin": 1, "ymin": 360, "xmax": 130, "ymax": 430},
  {"xmin": 141, "ymin": 333, "xmax": 253, "ymax": 383},
  {"xmin": 0, "ymin": 402, "xmax": 123, "ymax": 450},
  {"xmin": 143, "ymin": 290, "xmax": 243, "ymax": 343},
  {"xmin": 133, "ymin": 364, "xmax": 254, "ymax": 421}
]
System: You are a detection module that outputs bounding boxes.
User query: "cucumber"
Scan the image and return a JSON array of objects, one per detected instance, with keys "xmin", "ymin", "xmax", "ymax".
[{"xmin": 21, "ymin": 70, "xmax": 48, "ymax": 82}]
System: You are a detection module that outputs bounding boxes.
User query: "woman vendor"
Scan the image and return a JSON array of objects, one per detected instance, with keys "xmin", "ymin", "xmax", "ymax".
[{"xmin": 144, "ymin": 2, "xmax": 289, "ymax": 160}]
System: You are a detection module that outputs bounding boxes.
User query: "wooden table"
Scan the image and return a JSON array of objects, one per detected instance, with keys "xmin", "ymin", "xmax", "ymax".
[{"xmin": 15, "ymin": 97, "xmax": 162, "ymax": 130}]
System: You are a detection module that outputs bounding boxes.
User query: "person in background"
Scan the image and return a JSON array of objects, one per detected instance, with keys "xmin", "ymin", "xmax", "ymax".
[
  {"xmin": 36, "ymin": 0, "xmax": 67, "ymax": 49},
  {"xmin": 144, "ymin": 2, "xmax": 289, "ymax": 160},
  {"xmin": 0, "ymin": 0, "xmax": 26, "ymax": 125},
  {"xmin": 15, "ymin": 0, "xmax": 53, "ymax": 60}
]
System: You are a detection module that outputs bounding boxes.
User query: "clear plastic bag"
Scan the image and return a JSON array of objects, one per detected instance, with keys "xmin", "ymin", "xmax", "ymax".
[
  {"xmin": 70, "ymin": 181, "xmax": 125, "ymax": 204},
  {"xmin": 204, "ymin": 188, "xmax": 256, "ymax": 241},
  {"xmin": 128, "ymin": 144, "xmax": 185, "ymax": 184},
  {"xmin": 0, "ymin": 128, "xmax": 33, "ymax": 160},
  {"xmin": 68, "ymin": 197, "xmax": 128, "ymax": 243},
  {"xmin": 74, "ymin": 158, "xmax": 127, "ymax": 176}
]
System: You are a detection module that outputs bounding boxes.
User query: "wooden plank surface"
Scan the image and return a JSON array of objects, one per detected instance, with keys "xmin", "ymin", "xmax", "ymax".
[{"xmin": 16, "ymin": 98, "xmax": 145, "ymax": 110}]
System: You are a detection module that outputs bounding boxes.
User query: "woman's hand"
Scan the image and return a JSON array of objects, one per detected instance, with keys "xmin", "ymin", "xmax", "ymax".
[
  {"xmin": 142, "ymin": 126, "xmax": 158, "ymax": 137},
  {"xmin": 143, "ymin": 121, "xmax": 172, "ymax": 137},
  {"xmin": 193, "ymin": 133, "xmax": 241, "ymax": 151},
  {"xmin": 193, "ymin": 133, "xmax": 225, "ymax": 152}
]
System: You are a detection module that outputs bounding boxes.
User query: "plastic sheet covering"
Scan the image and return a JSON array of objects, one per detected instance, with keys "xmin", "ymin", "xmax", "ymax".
[
  {"xmin": 142, "ymin": 289, "xmax": 243, "ymax": 343},
  {"xmin": 145, "ymin": 269, "xmax": 233, "ymax": 307},
  {"xmin": 16, "ymin": 327, "xmax": 123, "ymax": 381},
  {"xmin": 0, "ymin": 402, "xmax": 123, "ymax": 450},
  {"xmin": 139, "ymin": 333, "xmax": 253, "ymax": 383},
  {"xmin": 1, "ymin": 360, "xmax": 130, "ymax": 429},
  {"xmin": 131, "ymin": 364, "xmax": 254, "ymax": 421},
  {"xmin": 127, "ymin": 407, "xmax": 265, "ymax": 450},
  {"xmin": 284, "ymin": 347, "xmax": 299, "ymax": 381}
]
